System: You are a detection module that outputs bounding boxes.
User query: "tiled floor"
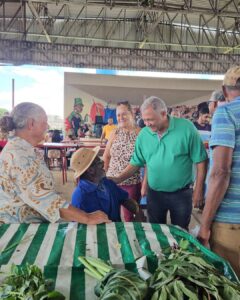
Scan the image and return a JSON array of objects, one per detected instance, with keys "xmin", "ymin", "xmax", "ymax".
[{"xmin": 52, "ymin": 169, "xmax": 202, "ymax": 231}]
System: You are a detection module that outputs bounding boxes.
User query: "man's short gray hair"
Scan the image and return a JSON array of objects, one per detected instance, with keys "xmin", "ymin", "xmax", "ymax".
[
  {"xmin": 209, "ymin": 90, "xmax": 225, "ymax": 102},
  {"xmin": 141, "ymin": 96, "xmax": 168, "ymax": 114}
]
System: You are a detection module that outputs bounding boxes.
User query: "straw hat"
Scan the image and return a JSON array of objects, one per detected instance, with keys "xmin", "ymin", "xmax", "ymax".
[
  {"xmin": 70, "ymin": 146, "xmax": 100, "ymax": 179},
  {"xmin": 223, "ymin": 66, "xmax": 240, "ymax": 86}
]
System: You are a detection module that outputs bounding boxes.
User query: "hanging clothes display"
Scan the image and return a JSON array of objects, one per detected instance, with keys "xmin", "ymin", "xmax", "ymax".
[
  {"xmin": 89, "ymin": 101, "xmax": 105, "ymax": 123},
  {"xmin": 103, "ymin": 107, "xmax": 117, "ymax": 124}
]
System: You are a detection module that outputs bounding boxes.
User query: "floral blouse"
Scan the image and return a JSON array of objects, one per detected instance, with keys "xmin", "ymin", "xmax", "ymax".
[
  {"xmin": 106, "ymin": 128, "xmax": 141, "ymax": 185},
  {"xmin": 0, "ymin": 137, "xmax": 69, "ymax": 223}
]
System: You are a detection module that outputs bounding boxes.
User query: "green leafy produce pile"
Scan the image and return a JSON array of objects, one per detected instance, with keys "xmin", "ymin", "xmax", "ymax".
[
  {"xmin": 149, "ymin": 242, "xmax": 240, "ymax": 300},
  {"xmin": 0, "ymin": 264, "xmax": 65, "ymax": 300},
  {"xmin": 79, "ymin": 239, "xmax": 240, "ymax": 300},
  {"xmin": 79, "ymin": 256, "xmax": 148, "ymax": 300}
]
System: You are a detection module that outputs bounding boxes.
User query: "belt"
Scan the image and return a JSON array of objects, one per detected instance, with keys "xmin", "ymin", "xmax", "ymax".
[
  {"xmin": 149, "ymin": 184, "xmax": 192, "ymax": 194},
  {"xmin": 177, "ymin": 183, "xmax": 192, "ymax": 192},
  {"xmin": 159, "ymin": 184, "xmax": 192, "ymax": 194}
]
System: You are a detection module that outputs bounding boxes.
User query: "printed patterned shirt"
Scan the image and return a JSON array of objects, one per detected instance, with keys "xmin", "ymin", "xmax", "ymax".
[
  {"xmin": 0, "ymin": 137, "xmax": 69, "ymax": 223},
  {"xmin": 106, "ymin": 128, "xmax": 141, "ymax": 186},
  {"xmin": 210, "ymin": 96, "xmax": 240, "ymax": 224}
]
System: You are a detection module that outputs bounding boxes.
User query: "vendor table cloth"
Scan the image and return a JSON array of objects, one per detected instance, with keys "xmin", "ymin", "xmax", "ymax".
[{"xmin": 0, "ymin": 222, "xmax": 236, "ymax": 299}]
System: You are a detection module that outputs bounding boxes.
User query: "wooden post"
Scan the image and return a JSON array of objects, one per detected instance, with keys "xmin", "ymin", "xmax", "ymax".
[{"xmin": 12, "ymin": 78, "xmax": 15, "ymax": 108}]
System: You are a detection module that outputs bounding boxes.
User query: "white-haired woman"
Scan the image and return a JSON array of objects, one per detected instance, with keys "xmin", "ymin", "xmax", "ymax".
[{"xmin": 0, "ymin": 102, "xmax": 109, "ymax": 224}]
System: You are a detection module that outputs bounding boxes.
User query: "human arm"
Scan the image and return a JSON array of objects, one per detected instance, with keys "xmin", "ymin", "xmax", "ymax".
[
  {"xmin": 197, "ymin": 146, "xmax": 233, "ymax": 246},
  {"xmin": 192, "ymin": 160, "xmax": 208, "ymax": 208},
  {"xmin": 107, "ymin": 164, "xmax": 140, "ymax": 184},
  {"xmin": 122, "ymin": 199, "xmax": 145, "ymax": 222},
  {"xmin": 122, "ymin": 199, "xmax": 139, "ymax": 214},
  {"xmin": 60, "ymin": 205, "xmax": 111, "ymax": 225},
  {"xmin": 141, "ymin": 166, "xmax": 148, "ymax": 197},
  {"xmin": 100, "ymin": 126, "xmax": 106, "ymax": 143},
  {"xmin": 102, "ymin": 129, "xmax": 116, "ymax": 171}
]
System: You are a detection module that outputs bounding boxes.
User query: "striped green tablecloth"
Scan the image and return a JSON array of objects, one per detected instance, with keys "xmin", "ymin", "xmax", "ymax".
[{"xmin": 0, "ymin": 222, "xmax": 236, "ymax": 299}]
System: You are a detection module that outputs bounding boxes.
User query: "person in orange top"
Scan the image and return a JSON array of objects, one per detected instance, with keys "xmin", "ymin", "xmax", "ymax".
[{"xmin": 101, "ymin": 117, "xmax": 117, "ymax": 143}]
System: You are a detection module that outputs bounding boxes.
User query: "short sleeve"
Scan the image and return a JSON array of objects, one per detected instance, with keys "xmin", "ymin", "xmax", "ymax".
[
  {"xmin": 71, "ymin": 187, "xmax": 82, "ymax": 209},
  {"xmin": 210, "ymin": 106, "xmax": 235, "ymax": 149},
  {"xmin": 130, "ymin": 135, "xmax": 146, "ymax": 167},
  {"xmin": 107, "ymin": 180, "xmax": 129, "ymax": 205}
]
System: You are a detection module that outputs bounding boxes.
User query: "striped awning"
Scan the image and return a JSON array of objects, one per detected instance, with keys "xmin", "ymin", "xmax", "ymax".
[{"xmin": 0, "ymin": 222, "xmax": 236, "ymax": 299}]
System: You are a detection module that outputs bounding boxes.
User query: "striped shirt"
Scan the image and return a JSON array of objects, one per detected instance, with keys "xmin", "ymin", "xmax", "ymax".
[{"xmin": 210, "ymin": 96, "xmax": 240, "ymax": 224}]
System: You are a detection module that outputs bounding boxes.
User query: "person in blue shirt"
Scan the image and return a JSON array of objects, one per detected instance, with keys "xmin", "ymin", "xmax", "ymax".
[
  {"xmin": 198, "ymin": 66, "xmax": 240, "ymax": 277},
  {"xmin": 71, "ymin": 146, "xmax": 142, "ymax": 222}
]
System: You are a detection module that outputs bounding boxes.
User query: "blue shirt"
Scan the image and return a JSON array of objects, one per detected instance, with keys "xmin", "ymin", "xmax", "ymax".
[
  {"xmin": 71, "ymin": 177, "xmax": 128, "ymax": 221},
  {"xmin": 210, "ymin": 96, "xmax": 240, "ymax": 224}
]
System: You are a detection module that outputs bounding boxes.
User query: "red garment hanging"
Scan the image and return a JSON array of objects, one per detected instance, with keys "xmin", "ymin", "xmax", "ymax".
[{"xmin": 89, "ymin": 101, "xmax": 105, "ymax": 123}]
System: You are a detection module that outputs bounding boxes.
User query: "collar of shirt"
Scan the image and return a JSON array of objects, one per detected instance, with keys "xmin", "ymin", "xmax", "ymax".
[
  {"xmin": 11, "ymin": 136, "xmax": 36, "ymax": 155},
  {"xmin": 234, "ymin": 96, "xmax": 240, "ymax": 101},
  {"xmin": 146, "ymin": 115, "xmax": 175, "ymax": 137},
  {"xmin": 78, "ymin": 178, "xmax": 107, "ymax": 193}
]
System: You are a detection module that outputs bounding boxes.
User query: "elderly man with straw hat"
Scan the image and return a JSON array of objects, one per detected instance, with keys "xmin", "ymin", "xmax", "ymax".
[
  {"xmin": 71, "ymin": 147, "xmax": 142, "ymax": 222},
  {"xmin": 198, "ymin": 66, "xmax": 240, "ymax": 277}
]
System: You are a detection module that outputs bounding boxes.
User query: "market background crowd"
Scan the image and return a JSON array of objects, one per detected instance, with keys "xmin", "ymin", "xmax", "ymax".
[{"xmin": 0, "ymin": 66, "xmax": 239, "ymax": 278}]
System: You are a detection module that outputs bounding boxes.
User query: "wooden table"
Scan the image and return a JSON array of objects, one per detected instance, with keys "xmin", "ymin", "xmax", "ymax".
[
  {"xmin": 0, "ymin": 223, "xmax": 236, "ymax": 300},
  {"xmin": 38, "ymin": 143, "xmax": 79, "ymax": 184}
]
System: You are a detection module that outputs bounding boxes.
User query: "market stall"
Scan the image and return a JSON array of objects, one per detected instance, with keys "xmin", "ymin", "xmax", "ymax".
[{"xmin": 0, "ymin": 222, "xmax": 237, "ymax": 299}]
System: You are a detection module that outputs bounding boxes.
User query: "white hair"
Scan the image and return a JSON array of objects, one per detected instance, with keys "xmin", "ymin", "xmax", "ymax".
[
  {"xmin": 141, "ymin": 96, "xmax": 168, "ymax": 114},
  {"xmin": 209, "ymin": 90, "xmax": 225, "ymax": 102}
]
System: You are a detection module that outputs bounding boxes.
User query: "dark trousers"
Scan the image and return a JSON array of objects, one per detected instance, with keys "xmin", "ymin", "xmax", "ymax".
[{"xmin": 147, "ymin": 186, "xmax": 193, "ymax": 230}]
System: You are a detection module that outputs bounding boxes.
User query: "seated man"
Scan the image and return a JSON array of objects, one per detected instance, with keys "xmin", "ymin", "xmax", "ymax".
[{"xmin": 71, "ymin": 146, "xmax": 142, "ymax": 222}]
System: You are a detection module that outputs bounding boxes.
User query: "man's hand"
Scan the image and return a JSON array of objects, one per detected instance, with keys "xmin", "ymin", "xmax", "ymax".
[
  {"xmin": 86, "ymin": 210, "xmax": 111, "ymax": 225},
  {"xmin": 197, "ymin": 225, "xmax": 211, "ymax": 247},
  {"xmin": 192, "ymin": 189, "xmax": 204, "ymax": 209},
  {"xmin": 108, "ymin": 164, "xmax": 140, "ymax": 185},
  {"xmin": 107, "ymin": 176, "xmax": 121, "ymax": 184},
  {"xmin": 133, "ymin": 209, "xmax": 146, "ymax": 222}
]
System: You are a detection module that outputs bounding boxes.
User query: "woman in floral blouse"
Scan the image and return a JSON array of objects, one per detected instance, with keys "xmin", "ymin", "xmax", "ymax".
[
  {"xmin": 103, "ymin": 101, "xmax": 143, "ymax": 222},
  {"xmin": 0, "ymin": 102, "xmax": 110, "ymax": 224}
]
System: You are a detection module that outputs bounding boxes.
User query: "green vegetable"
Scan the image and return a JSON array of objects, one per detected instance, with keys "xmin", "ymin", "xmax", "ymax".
[
  {"xmin": 78, "ymin": 256, "xmax": 148, "ymax": 300},
  {"xmin": 0, "ymin": 264, "xmax": 65, "ymax": 300},
  {"xmin": 148, "ymin": 240, "xmax": 240, "ymax": 300}
]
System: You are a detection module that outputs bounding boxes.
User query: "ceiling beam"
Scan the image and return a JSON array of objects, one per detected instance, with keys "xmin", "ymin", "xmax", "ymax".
[
  {"xmin": 0, "ymin": 39, "xmax": 239, "ymax": 74},
  {"xmin": 28, "ymin": 0, "xmax": 52, "ymax": 43}
]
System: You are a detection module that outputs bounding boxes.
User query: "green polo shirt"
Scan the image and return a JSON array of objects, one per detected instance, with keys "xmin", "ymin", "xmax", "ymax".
[{"xmin": 130, "ymin": 116, "xmax": 208, "ymax": 192}]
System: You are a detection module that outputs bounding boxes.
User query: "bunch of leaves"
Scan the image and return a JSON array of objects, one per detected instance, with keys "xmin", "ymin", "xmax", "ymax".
[
  {"xmin": 0, "ymin": 264, "xmax": 65, "ymax": 300},
  {"xmin": 148, "ymin": 240, "xmax": 240, "ymax": 300},
  {"xmin": 79, "ymin": 256, "xmax": 148, "ymax": 300}
]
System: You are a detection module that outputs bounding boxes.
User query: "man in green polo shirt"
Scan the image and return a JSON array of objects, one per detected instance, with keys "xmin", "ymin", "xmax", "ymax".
[{"xmin": 110, "ymin": 96, "xmax": 208, "ymax": 229}]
